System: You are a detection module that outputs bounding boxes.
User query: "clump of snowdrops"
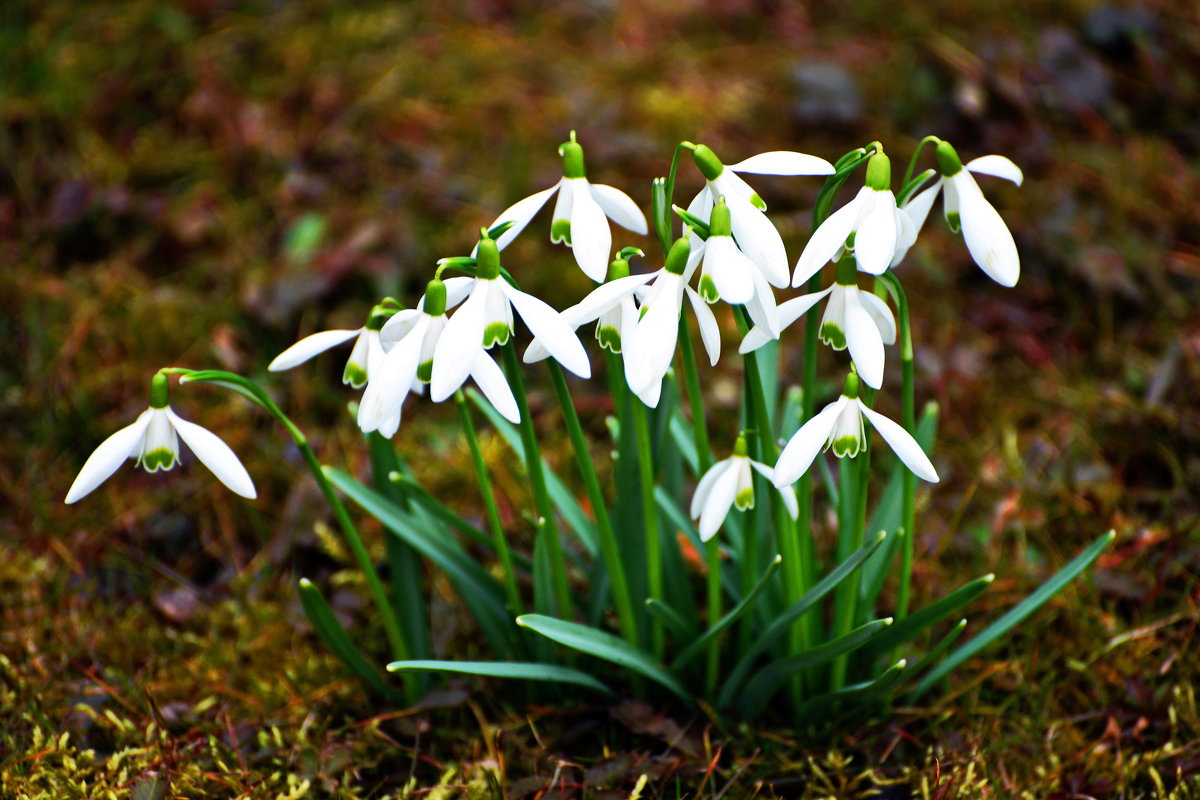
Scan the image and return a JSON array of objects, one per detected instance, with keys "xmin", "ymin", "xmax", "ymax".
[{"xmin": 67, "ymin": 132, "xmax": 1112, "ymax": 726}]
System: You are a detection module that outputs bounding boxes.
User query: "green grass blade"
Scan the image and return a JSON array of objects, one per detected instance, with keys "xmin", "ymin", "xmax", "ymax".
[
  {"xmin": 671, "ymin": 555, "xmax": 781, "ymax": 671},
  {"xmin": 298, "ymin": 578, "xmax": 396, "ymax": 699},
  {"xmin": 646, "ymin": 598, "xmax": 692, "ymax": 640},
  {"xmin": 517, "ymin": 614, "xmax": 691, "ymax": 701},
  {"xmin": 738, "ymin": 618, "xmax": 893, "ymax": 719},
  {"xmin": 325, "ymin": 467, "xmax": 517, "ymax": 656},
  {"xmin": 719, "ymin": 531, "xmax": 887, "ymax": 707},
  {"xmin": 794, "ymin": 659, "xmax": 908, "ymax": 724},
  {"xmin": 668, "ymin": 410, "xmax": 699, "ymax": 477},
  {"xmin": 654, "ymin": 486, "xmax": 739, "ymax": 599},
  {"xmin": 860, "ymin": 574, "xmax": 994, "ymax": 661},
  {"xmin": 903, "ymin": 619, "xmax": 968, "ymax": 687},
  {"xmin": 911, "ymin": 530, "xmax": 1116, "ymax": 700},
  {"xmin": 467, "ymin": 388, "xmax": 598, "ymax": 557},
  {"xmin": 387, "ymin": 660, "xmax": 613, "ymax": 694}
]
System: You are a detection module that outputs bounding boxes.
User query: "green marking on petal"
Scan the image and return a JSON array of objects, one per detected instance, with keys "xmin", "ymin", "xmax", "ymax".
[
  {"xmin": 417, "ymin": 360, "xmax": 433, "ymax": 383},
  {"xmin": 597, "ymin": 325, "xmax": 621, "ymax": 353},
  {"xmin": 140, "ymin": 447, "xmax": 177, "ymax": 472},
  {"xmin": 699, "ymin": 274, "xmax": 719, "ymax": 303},
  {"xmin": 344, "ymin": 362, "xmax": 368, "ymax": 388},
  {"xmin": 638, "ymin": 305, "xmax": 649, "ymax": 321},
  {"xmin": 551, "ymin": 218, "xmax": 572, "ymax": 245},
  {"xmin": 483, "ymin": 322, "xmax": 511, "ymax": 348},
  {"xmin": 831, "ymin": 435, "xmax": 861, "ymax": 458},
  {"xmin": 734, "ymin": 486, "xmax": 755, "ymax": 511},
  {"xmin": 749, "ymin": 192, "xmax": 766, "ymax": 212},
  {"xmin": 946, "ymin": 211, "xmax": 961, "ymax": 234},
  {"xmin": 820, "ymin": 322, "xmax": 847, "ymax": 350}
]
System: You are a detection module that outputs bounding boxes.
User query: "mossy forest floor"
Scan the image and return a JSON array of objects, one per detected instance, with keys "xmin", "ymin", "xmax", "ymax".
[{"xmin": 4, "ymin": 1, "xmax": 1200, "ymax": 797}]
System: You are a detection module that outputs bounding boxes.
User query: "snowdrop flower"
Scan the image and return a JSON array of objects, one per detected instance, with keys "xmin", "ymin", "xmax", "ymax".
[
  {"xmin": 687, "ymin": 144, "xmax": 834, "ymax": 292},
  {"xmin": 690, "ymin": 434, "xmax": 799, "ymax": 541},
  {"xmin": 741, "ymin": 255, "xmax": 895, "ymax": 389},
  {"xmin": 358, "ymin": 279, "xmax": 519, "ymax": 437},
  {"xmin": 624, "ymin": 236, "xmax": 720, "ymax": 408},
  {"xmin": 431, "ymin": 232, "xmax": 590, "ymax": 403},
  {"xmin": 694, "ymin": 195, "xmax": 783, "ymax": 337},
  {"xmin": 483, "ymin": 131, "xmax": 647, "ymax": 281},
  {"xmin": 773, "ymin": 373, "xmax": 938, "ymax": 488},
  {"xmin": 793, "ymin": 152, "xmax": 915, "ymax": 285},
  {"xmin": 65, "ymin": 372, "xmax": 256, "ymax": 503},
  {"xmin": 269, "ymin": 304, "xmax": 395, "ymax": 388}
]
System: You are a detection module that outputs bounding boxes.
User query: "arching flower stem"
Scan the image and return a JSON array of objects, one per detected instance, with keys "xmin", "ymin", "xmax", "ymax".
[{"xmin": 631, "ymin": 396, "xmax": 665, "ymax": 660}]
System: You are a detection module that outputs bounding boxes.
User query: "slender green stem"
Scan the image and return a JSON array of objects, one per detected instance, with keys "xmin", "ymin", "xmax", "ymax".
[
  {"xmin": 829, "ymin": 452, "xmax": 866, "ymax": 692},
  {"xmin": 501, "ymin": 343, "xmax": 573, "ymax": 620},
  {"xmin": 657, "ymin": 141, "xmax": 693, "ymax": 253},
  {"xmin": 676, "ymin": 315, "xmax": 712, "ymax": 473},
  {"xmin": 631, "ymin": 398, "xmax": 664, "ymax": 659},
  {"xmin": 878, "ymin": 272, "xmax": 917, "ymax": 620},
  {"xmin": 455, "ymin": 390, "xmax": 522, "ymax": 616},
  {"xmin": 546, "ymin": 361, "xmax": 638, "ymax": 645},
  {"xmin": 174, "ymin": 369, "xmax": 408, "ymax": 663},
  {"xmin": 902, "ymin": 135, "xmax": 941, "ymax": 188}
]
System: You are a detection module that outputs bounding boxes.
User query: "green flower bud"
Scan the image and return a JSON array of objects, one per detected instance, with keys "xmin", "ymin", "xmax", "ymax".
[
  {"xmin": 608, "ymin": 256, "xmax": 631, "ymax": 282},
  {"xmin": 691, "ymin": 144, "xmax": 724, "ymax": 181},
  {"xmin": 865, "ymin": 152, "xmax": 892, "ymax": 191},
  {"xmin": 935, "ymin": 140, "xmax": 963, "ymax": 177}
]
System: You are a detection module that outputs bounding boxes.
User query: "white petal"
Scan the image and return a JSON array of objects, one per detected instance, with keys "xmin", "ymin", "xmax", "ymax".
[
  {"xmin": 65, "ymin": 410, "xmax": 153, "ymax": 503},
  {"xmin": 729, "ymin": 151, "xmax": 835, "ymax": 176},
  {"xmin": 268, "ymin": 329, "xmax": 361, "ymax": 372},
  {"xmin": 891, "ymin": 182, "xmax": 940, "ymax": 268},
  {"xmin": 773, "ymin": 398, "xmax": 846, "ymax": 487},
  {"xmin": 712, "ymin": 172, "xmax": 760, "ymax": 209},
  {"xmin": 486, "ymin": 183, "xmax": 560, "ymax": 251},
  {"xmin": 431, "ymin": 282, "xmax": 488, "ymax": 401},
  {"xmin": 698, "ymin": 460, "xmax": 741, "ymax": 541},
  {"xmin": 380, "ymin": 309, "xmax": 423, "ymax": 347},
  {"xmin": 703, "ymin": 236, "xmax": 756, "ymax": 304},
  {"xmin": 857, "ymin": 401, "xmax": 938, "ymax": 483},
  {"xmin": 500, "ymin": 282, "xmax": 591, "ymax": 378},
  {"xmin": 470, "ymin": 351, "xmax": 520, "ymax": 423},
  {"xmin": 166, "ymin": 408, "xmax": 257, "ymax": 499},
  {"xmin": 952, "ymin": 173, "xmax": 1020, "ymax": 287},
  {"xmin": 750, "ymin": 460, "xmax": 799, "ymax": 518},
  {"xmin": 359, "ymin": 317, "xmax": 427, "ymax": 434},
  {"xmin": 626, "ymin": 277, "xmax": 682, "ymax": 398},
  {"xmin": 743, "ymin": 266, "xmax": 781, "ymax": 339},
  {"xmin": 942, "ymin": 178, "xmax": 959, "ymax": 229},
  {"xmin": 853, "ymin": 190, "xmax": 899, "ymax": 276},
  {"xmin": 727, "ymin": 195, "xmax": 790, "ymax": 287},
  {"xmin": 739, "ymin": 287, "xmax": 832, "ymax": 353},
  {"xmin": 568, "ymin": 180, "xmax": 612, "ymax": 282},
  {"xmin": 441, "ymin": 277, "xmax": 477, "ymax": 311},
  {"xmin": 966, "ymin": 155, "xmax": 1023, "ymax": 186},
  {"xmin": 685, "ymin": 188, "xmax": 714, "ymax": 249},
  {"xmin": 589, "ymin": 183, "xmax": 648, "ymax": 234},
  {"xmin": 573, "ymin": 271, "xmax": 657, "ymax": 323},
  {"xmin": 685, "ymin": 286, "xmax": 721, "ymax": 366},
  {"xmin": 793, "ymin": 189, "xmax": 866, "ymax": 286},
  {"xmin": 551, "ymin": 178, "xmax": 574, "ymax": 237},
  {"xmin": 691, "ymin": 459, "xmax": 734, "ymax": 518},
  {"xmin": 843, "ymin": 290, "xmax": 886, "ymax": 390},
  {"xmin": 857, "ymin": 290, "xmax": 897, "ymax": 346}
]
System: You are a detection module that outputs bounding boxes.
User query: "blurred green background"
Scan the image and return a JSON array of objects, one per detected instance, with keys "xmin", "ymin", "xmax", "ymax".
[{"xmin": 4, "ymin": 0, "xmax": 1200, "ymax": 794}]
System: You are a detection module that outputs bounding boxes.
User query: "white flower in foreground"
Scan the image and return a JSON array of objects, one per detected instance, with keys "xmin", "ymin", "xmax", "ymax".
[
  {"xmin": 624, "ymin": 237, "xmax": 720, "ymax": 408},
  {"xmin": 691, "ymin": 435, "xmax": 799, "ymax": 542},
  {"xmin": 358, "ymin": 279, "xmax": 520, "ymax": 437},
  {"xmin": 431, "ymin": 232, "xmax": 590, "ymax": 403},
  {"xmin": 741, "ymin": 255, "xmax": 896, "ymax": 390},
  {"xmin": 694, "ymin": 195, "xmax": 783, "ymax": 338},
  {"xmin": 65, "ymin": 373, "xmax": 256, "ymax": 503},
  {"xmin": 773, "ymin": 374, "xmax": 938, "ymax": 488},
  {"xmin": 687, "ymin": 144, "xmax": 834, "ymax": 292},
  {"xmin": 793, "ymin": 152, "xmax": 914, "ymax": 285},
  {"xmin": 483, "ymin": 131, "xmax": 647, "ymax": 281},
  {"xmin": 269, "ymin": 314, "xmax": 388, "ymax": 389}
]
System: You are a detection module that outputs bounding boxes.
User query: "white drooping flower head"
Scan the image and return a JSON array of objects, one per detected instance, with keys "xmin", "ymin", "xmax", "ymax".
[
  {"xmin": 357, "ymin": 278, "xmax": 520, "ymax": 438},
  {"xmin": 773, "ymin": 372, "xmax": 938, "ymax": 488},
  {"xmin": 793, "ymin": 151, "xmax": 915, "ymax": 286},
  {"xmin": 623, "ymin": 236, "xmax": 721, "ymax": 408},
  {"xmin": 741, "ymin": 254, "xmax": 896, "ymax": 390},
  {"xmin": 268, "ymin": 303, "xmax": 393, "ymax": 388},
  {"xmin": 430, "ymin": 230, "xmax": 591, "ymax": 404},
  {"xmin": 482, "ymin": 131, "xmax": 648, "ymax": 282},
  {"xmin": 690, "ymin": 433, "xmax": 799, "ymax": 542},
  {"xmin": 65, "ymin": 372, "xmax": 256, "ymax": 504}
]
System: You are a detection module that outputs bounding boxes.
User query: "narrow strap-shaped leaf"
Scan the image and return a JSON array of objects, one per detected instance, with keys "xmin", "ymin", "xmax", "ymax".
[
  {"xmin": 387, "ymin": 660, "xmax": 613, "ymax": 694},
  {"xmin": 794, "ymin": 659, "xmax": 908, "ymax": 723},
  {"xmin": 668, "ymin": 411, "xmax": 700, "ymax": 477},
  {"xmin": 467, "ymin": 388, "xmax": 598, "ymax": 557},
  {"xmin": 325, "ymin": 467, "xmax": 517, "ymax": 656},
  {"xmin": 671, "ymin": 555, "xmax": 781, "ymax": 671},
  {"xmin": 902, "ymin": 619, "xmax": 967, "ymax": 688},
  {"xmin": 719, "ymin": 532, "xmax": 886, "ymax": 707},
  {"xmin": 860, "ymin": 574, "xmax": 993, "ymax": 660},
  {"xmin": 298, "ymin": 578, "xmax": 396, "ymax": 699},
  {"xmin": 654, "ymin": 486, "xmax": 740, "ymax": 600},
  {"xmin": 517, "ymin": 614, "xmax": 691, "ymax": 702},
  {"xmin": 646, "ymin": 599, "xmax": 692, "ymax": 640},
  {"xmin": 737, "ymin": 618, "xmax": 893, "ymax": 719},
  {"xmin": 911, "ymin": 530, "xmax": 1115, "ymax": 700}
]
